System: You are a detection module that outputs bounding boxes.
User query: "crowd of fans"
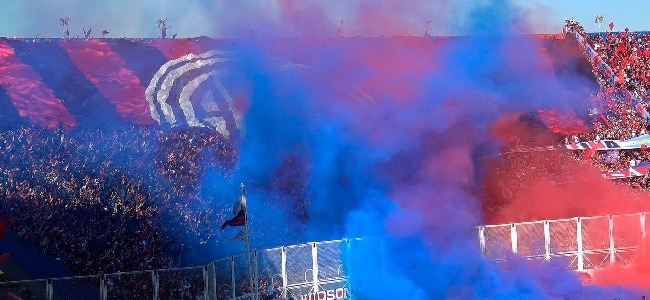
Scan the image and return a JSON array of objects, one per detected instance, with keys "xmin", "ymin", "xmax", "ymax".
[
  {"xmin": 561, "ymin": 21, "xmax": 650, "ymax": 183},
  {"xmin": 588, "ymin": 29, "xmax": 650, "ymax": 94},
  {"xmin": 487, "ymin": 21, "xmax": 650, "ymax": 210},
  {"xmin": 0, "ymin": 20, "xmax": 649, "ymax": 299},
  {"xmin": 0, "ymin": 123, "xmax": 235, "ymax": 276}
]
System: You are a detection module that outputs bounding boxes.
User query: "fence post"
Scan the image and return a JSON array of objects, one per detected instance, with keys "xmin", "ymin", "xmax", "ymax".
[
  {"xmin": 640, "ymin": 212, "xmax": 647, "ymax": 238},
  {"xmin": 281, "ymin": 247, "xmax": 287, "ymax": 299},
  {"xmin": 577, "ymin": 218, "xmax": 584, "ymax": 271},
  {"xmin": 210, "ymin": 261, "xmax": 217, "ymax": 300},
  {"xmin": 153, "ymin": 270, "xmax": 159, "ymax": 300},
  {"xmin": 478, "ymin": 225, "xmax": 485, "ymax": 256},
  {"xmin": 254, "ymin": 251, "xmax": 259, "ymax": 300},
  {"xmin": 231, "ymin": 256, "xmax": 236, "ymax": 299},
  {"xmin": 99, "ymin": 273, "xmax": 106, "ymax": 300},
  {"xmin": 203, "ymin": 265, "xmax": 209, "ymax": 300},
  {"xmin": 345, "ymin": 239, "xmax": 352, "ymax": 281},
  {"xmin": 510, "ymin": 224, "xmax": 518, "ymax": 253},
  {"xmin": 46, "ymin": 278, "xmax": 53, "ymax": 300},
  {"xmin": 609, "ymin": 215, "xmax": 615, "ymax": 265},
  {"xmin": 312, "ymin": 243, "xmax": 319, "ymax": 293},
  {"xmin": 544, "ymin": 221, "xmax": 551, "ymax": 261}
]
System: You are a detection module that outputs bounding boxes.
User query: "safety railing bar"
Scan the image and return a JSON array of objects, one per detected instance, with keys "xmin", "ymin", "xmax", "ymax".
[
  {"xmin": 50, "ymin": 275, "xmax": 100, "ymax": 281},
  {"xmin": 481, "ymin": 212, "xmax": 650, "ymax": 228},
  {"xmin": 285, "ymin": 282, "xmax": 318, "ymax": 289},
  {"xmin": 0, "ymin": 279, "xmax": 48, "ymax": 285},
  {"xmin": 157, "ymin": 265, "xmax": 204, "ymax": 272},
  {"xmin": 105, "ymin": 270, "xmax": 153, "ymax": 276},
  {"xmin": 318, "ymin": 277, "xmax": 347, "ymax": 284}
]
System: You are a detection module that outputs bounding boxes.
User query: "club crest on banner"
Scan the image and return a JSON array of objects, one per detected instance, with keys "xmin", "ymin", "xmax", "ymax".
[{"xmin": 145, "ymin": 50, "xmax": 242, "ymax": 138}]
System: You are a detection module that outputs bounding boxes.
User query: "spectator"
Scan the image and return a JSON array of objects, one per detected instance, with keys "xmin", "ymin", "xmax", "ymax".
[{"xmin": 0, "ymin": 124, "xmax": 235, "ymax": 276}]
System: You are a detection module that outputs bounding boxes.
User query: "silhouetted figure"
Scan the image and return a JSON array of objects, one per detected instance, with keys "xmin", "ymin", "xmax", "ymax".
[
  {"xmin": 83, "ymin": 27, "xmax": 92, "ymax": 39},
  {"xmin": 59, "ymin": 17, "xmax": 70, "ymax": 39},
  {"xmin": 424, "ymin": 20, "xmax": 432, "ymax": 37}
]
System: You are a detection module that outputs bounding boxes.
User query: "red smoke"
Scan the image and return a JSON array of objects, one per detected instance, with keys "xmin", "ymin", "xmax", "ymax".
[
  {"xmin": 483, "ymin": 113, "xmax": 650, "ymax": 224},
  {"xmin": 587, "ymin": 237, "xmax": 650, "ymax": 287},
  {"xmin": 537, "ymin": 109, "xmax": 591, "ymax": 135},
  {"xmin": 232, "ymin": 0, "xmax": 650, "ymax": 296}
]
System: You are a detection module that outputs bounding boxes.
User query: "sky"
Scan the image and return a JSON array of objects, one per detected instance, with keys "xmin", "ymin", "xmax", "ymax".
[
  {"xmin": 518, "ymin": 0, "xmax": 650, "ymax": 33},
  {"xmin": 0, "ymin": 0, "xmax": 647, "ymax": 38}
]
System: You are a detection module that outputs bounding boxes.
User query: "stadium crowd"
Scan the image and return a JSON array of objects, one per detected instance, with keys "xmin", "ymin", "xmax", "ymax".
[
  {"xmin": 0, "ymin": 20, "xmax": 649, "ymax": 299},
  {"xmin": 0, "ymin": 123, "xmax": 235, "ymax": 276},
  {"xmin": 561, "ymin": 21, "xmax": 650, "ymax": 182}
]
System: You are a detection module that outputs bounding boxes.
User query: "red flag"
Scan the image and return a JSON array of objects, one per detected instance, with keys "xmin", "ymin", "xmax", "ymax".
[
  {"xmin": 609, "ymin": 22, "xmax": 615, "ymax": 31},
  {"xmin": 221, "ymin": 210, "xmax": 246, "ymax": 229},
  {"xmin": 221, "ymin": 184, "xmax": 247, "ymax": 230}
]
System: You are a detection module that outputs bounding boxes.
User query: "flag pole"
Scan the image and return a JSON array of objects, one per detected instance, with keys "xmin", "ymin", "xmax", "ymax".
[{"xmin": 241, "ymin": 183, "xmax": 256, "ymax": 299}]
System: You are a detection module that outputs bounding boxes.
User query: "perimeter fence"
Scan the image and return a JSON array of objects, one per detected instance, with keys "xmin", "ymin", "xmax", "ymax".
[{"xmin": 1, "ymin": 212, "xmax": 646, "ymax": 299}]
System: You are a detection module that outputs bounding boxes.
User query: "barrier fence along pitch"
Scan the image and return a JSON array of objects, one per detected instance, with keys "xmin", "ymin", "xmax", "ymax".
[
  {"xmin": 51, "ymin": 275, "xmax": 101, "ymax": 300},
  {"xmin": 1, "ymin": 213, "xmax": 646, "ymax": 299},
  {"xmin": 105, "ymin": 270, "xmax": 154, "ymax": 300},
  {"xmin": 478, "ymin": 212, "xmax": 649, "ymax": 271},
  {"xmin": 0, "ymin": 278, "xmax": 47, "ymax": 300},
  {"xmin": 156, "ymin": 266, "xmax": 205, "ymax": 300}
]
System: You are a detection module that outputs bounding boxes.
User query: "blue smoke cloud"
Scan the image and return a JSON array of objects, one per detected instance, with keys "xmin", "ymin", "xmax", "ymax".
[{"xmin": 197, "ymin": 1, "xmax": 649, "ymax": 299}]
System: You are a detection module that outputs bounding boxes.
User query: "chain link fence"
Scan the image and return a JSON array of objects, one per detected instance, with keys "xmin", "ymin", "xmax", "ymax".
[
  {"xmin": 479, "ymin": 212, "xmax": 648, "ymax": 271},
  {"xmin": 255, "ymin": 249, "xmax": 283, "ymax": 300},
  {"xmin": 2, "ymin": 213, "xmax": 644, "ymax": 300},
  {"xmin": 105, "ymin": 271, "xmax": 154, "ymax": 300},
  {"xmin": 214, "ymin": 257, "xmax": 235, "ymax": 300},
  {"xmin": 0, "ymin": 279, "xmax": 47, "ymax": 300},
  {"xmin": 51, "ymin": 275, "xmax": 101, "ymax": 300},
  {"xmin": 157, "ymin": 267, "xmax": 205, "ymax": 300}
]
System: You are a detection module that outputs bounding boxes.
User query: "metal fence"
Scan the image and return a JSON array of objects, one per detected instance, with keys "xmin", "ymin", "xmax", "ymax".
[
  {"xmin": 0, "ymin": 213, "xmax": 645, "ymax": 299},
  {"xmin": 0, "ymin": 238, "xmax": 382, "ymax": 300},
  {"xmin": 479, "ymin": 212, "xmax": 648, "ymax": 271},
  {"xmin": 212, "ymin": 238, "xmax": 382, "ymax": 300}
]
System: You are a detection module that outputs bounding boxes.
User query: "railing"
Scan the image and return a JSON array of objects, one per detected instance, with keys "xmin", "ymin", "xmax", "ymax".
[
  {"xmin": 0, "ymin": 238, "xmax": 384, "ymax": 300},
  {"xmin": 1, "ymin": 212, "xmax": 646, "ymax": 299},
  {"xmin": 479, "ymin": 212, "xmax": 648, "ymax": 271}
]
